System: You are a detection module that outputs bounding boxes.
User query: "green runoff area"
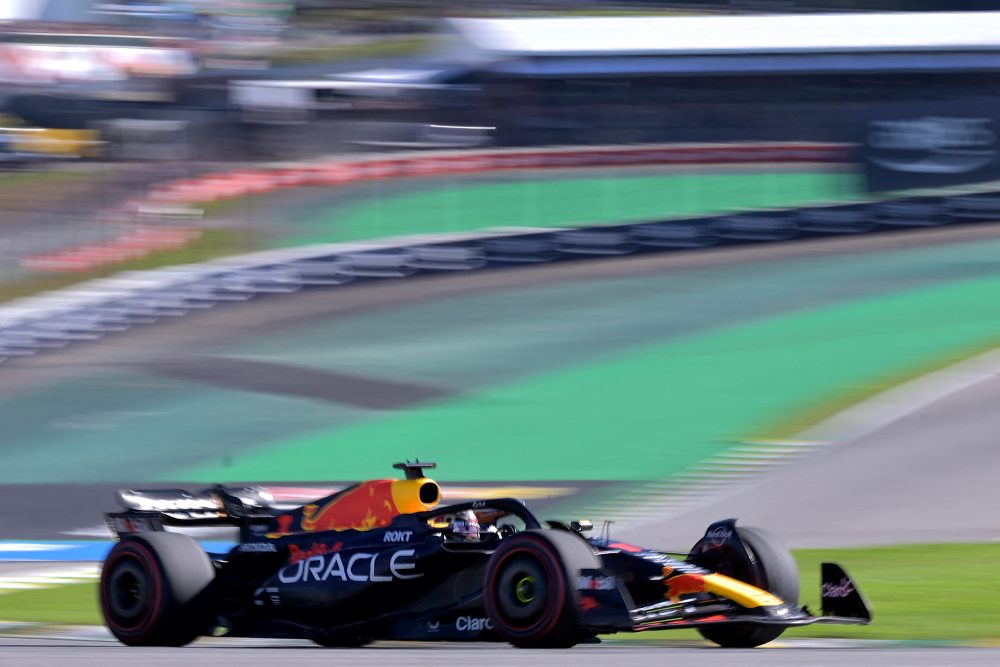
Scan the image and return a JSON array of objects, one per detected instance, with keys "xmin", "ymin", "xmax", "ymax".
[
  {"xmin": 278, "ymin": 169, "xmax": 861, "ymax": 246},
  {"xmin": 2, "ymin": 543, "xmax": 998, "ymax": 640},
  {"xmin": 175, "ymin": 257, "xmax": 1000, "ymax": 485}
]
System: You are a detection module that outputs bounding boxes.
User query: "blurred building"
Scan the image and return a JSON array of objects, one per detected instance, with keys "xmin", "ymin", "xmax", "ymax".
[
  {"xmin": 232, "ymin": 11, "xmax": 1000, "ymax": 154},
  {"xmin": 9, "ymin": 8, "xmax": 1000, "ymax": 161},
  {"xmin": 442, "ymin": 13, "xmax": 1000, "ymax": 145}
]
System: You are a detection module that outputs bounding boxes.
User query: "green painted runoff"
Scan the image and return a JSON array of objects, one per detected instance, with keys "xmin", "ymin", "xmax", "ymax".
[
  {"xmin": 175, "ymin": 272, "xmax": 1000, "ymax": 483},
  {"xmin": 282, "ymin": 171, "xmax": 861, "ymax": 246}
]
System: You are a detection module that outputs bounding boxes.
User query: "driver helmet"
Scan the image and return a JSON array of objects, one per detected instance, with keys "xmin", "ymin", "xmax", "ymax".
[{"xmin": 450, "ymin": 510, "xmax": 481, "ymax": 540}]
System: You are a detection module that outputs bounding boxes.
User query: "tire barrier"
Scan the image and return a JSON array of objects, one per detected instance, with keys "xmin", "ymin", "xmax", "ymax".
[
  {"xmin": 289, "ymin": 259, "xmax": 356, "ymax": 286},
  {"xmin": 946, "ymin": 193, "xmax": 1000, "ymax": 220},
  {"xmin": 412, "ymin": 246, "xmax": 487, "ymax": 271},
  {"xmin": 630, "ymin": 221, "xmax": 718, "ymax": 249},
  {"xmin": 712, "ymin": 213, "xmax": 799, "ymax": 242},
  {"xmin": 338, "ymin": 250, "xmax": 419, "ymax": 278},
  {"xmin": 3, "ymin": 190, "xmax": 1000, "ymax": 364},
  {"xmin": 794, "ymin": 204, "xmax": 874, "ymax": 234},
  {"xmin": 553, "ymin": 230, "xmax": 637, "ymax": 256},
  {"xmin": 481, "ymin": 237, "xmax": 558, "ymax": 264},
  {"xmin": 872, "ymin": 198, "xmax": 950, "ymax": 228}
]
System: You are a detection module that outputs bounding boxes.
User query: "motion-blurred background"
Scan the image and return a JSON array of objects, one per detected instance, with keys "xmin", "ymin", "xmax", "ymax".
[{"xmin": 1, "ymin": 0, "xmax": 1000, "ymax": 647}]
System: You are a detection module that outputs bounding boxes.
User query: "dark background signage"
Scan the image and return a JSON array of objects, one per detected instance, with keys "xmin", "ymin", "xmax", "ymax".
[{"xmin": 859, "ymin": 101, "xmax": 1000, "ymax": 192}]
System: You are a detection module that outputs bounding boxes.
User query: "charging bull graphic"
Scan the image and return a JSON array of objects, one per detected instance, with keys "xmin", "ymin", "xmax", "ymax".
[
  {"xmin": 664, "ymin": 572, "xmax": 707, "ymax": 599},
  {"xmin": 301, "ymin": 480, "xmax": 399, "ymax": 532},
  {"xmin": 268, "ymin": 477, "xmax": 441, "ymax": 537}
]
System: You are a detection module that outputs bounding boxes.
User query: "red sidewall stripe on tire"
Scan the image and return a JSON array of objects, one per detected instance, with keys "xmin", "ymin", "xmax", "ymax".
[{"xmin": 99, "ymin": 541, "xmax": 164, "ymax": 642}]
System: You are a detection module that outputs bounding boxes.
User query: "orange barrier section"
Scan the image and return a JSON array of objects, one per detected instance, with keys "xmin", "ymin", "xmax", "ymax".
[
  {"xmin": 143, "ymin": 143, "xmax": 848, "ymax": 209},
  {"xmin": 22, "ymin": 227, "xmax": 202, "ymax": 273}
]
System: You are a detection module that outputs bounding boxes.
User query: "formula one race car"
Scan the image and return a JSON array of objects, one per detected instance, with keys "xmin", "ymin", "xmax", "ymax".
[{"xmin": 99, "ymin": 461, "xmax": 871, "ymax": 648}]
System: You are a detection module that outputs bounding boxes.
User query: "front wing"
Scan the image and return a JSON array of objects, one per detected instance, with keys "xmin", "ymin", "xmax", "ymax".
[{"xmin": 578, "ymin": 562, "xmax": 871, "ymax": 633}]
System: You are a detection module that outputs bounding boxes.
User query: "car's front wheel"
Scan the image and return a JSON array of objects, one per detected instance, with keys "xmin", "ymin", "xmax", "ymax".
[
  {"xmin": 483, "ymin": 529, "xmax": 600, "ymax": 648},
  {"xmin": 695, "ymin": 526, "xmax": 799, "ymax": 648}
]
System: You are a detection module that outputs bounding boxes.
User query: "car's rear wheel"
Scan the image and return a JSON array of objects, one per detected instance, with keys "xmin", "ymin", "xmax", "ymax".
[
  {"xmin": 483, "ymin": 530, "xmax": 600, "ymax": 648},
  {"xmin": 695, "ymin": 526, "xmax": 799, "ymax": 648},
  {"xmin": 100, "ymin": 532, "xmax": 215, "ymax": 646}
]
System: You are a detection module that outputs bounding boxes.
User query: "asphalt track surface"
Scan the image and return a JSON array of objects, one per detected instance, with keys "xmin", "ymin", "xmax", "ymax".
[
  {"xmin": 2, "ymin": 637, "xmax": 999, "ymax": 666},
  {"xmin": 622, "ymin": 365, "xmax": 1000, "ymax": 548}
]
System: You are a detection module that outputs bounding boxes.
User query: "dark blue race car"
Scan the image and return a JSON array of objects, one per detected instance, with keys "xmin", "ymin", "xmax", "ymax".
[{"xmin": 100, "ymin": 461, "xmax": 870, "ymax": 648}]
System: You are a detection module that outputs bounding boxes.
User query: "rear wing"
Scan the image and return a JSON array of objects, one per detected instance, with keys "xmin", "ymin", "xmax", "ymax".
[{"xmin": 105, "ymin": 485, "xmax": 275, "ymax": 539}]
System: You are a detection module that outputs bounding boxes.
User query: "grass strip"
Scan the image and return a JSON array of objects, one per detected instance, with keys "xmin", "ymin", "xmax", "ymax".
[
  {"xmin": 2, "ymin": 543, "xmax": 997, "ymax": 638},
  {"xmin": 0, "ymin": 229, "xmax": 255, "ymax": 305},
  {"xmin": 0, "ymin": 582, "xmax": 100, "ymax": 625},
  {"xmin": 789, "ymin": 543, "xmax": 1000, "ymax": 640},
  {"xmin": 0, "ymin": 169, "xmax": 113, "ymax": 214}
]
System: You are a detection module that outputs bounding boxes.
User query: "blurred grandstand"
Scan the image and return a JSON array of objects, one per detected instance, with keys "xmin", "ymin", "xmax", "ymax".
[
  {"xmin": 223, "ymin": 9, "xmax": 1000, "ymax": 162},
  {"xmin": 4, "ymin": 0, "xmax": 1000, "ymax": 296},
  {"xmin": 4, "ymin": 3, "xmax": 1000, "ymax": 162}
]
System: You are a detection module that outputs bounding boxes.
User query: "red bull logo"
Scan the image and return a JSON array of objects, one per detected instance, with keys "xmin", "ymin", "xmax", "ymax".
[
  {"xmin": 288, "ymin": 541, "xmax": 342, "ymax": 565},
  {"xmin": 664, "ymin": 573, "xmax": 707, "ymax": 599}
]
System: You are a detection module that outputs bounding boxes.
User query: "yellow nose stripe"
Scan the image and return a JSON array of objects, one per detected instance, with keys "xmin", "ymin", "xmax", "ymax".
[{"xmin": 703, "ymin": 573, "xmax": 784, "ymax": 608}]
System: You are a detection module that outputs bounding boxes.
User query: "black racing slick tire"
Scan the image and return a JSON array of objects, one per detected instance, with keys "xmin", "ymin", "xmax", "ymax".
[
  {"xmin": 483, "ymin": 529, "xmax": 600, "ymax": 648},
  {"xmin": 100, "ymin": 532, "xmax": 216, "ymax": 646},
  {"xmin": 696, "ymin": 526, "xmax": 799, "ymax": 649}
]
